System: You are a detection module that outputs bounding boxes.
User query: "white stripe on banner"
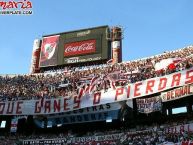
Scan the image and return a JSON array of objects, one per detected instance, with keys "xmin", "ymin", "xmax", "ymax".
[{"xmin": 0, "ymin": 68, "xmax": 192, "ymax": 115}]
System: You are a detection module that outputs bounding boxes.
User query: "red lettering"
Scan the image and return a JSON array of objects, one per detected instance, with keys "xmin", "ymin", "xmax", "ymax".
[
  {"xmin": 54, "ymin": 100, "xmax": 60, "ymax": 113},
  {"xmin": 115, "ymin": 88, "xmax": 124, "ymax": 101},
  {"xmin": 26, "ymin": 1, "xmax": 32, "ymax": 9},
  {"xmin": 167, "ymin": 92, "xmax": 171, "ymax": 100},
  {"xmin": 187, "ymin": 85, "xmax": 191, "ymax": 94},
  {"xmin": 74, "ymin": 96, "xmax": 81, "ymax": 109},
  {"xmin": 7, "ymin": 2, "xmax": 14, "ymax": 9},
  {"xmin": 16, "ymin": 101, "xmax": 23, "ymax": 114},
  {"xmin": 134, "ymin": 82, "xmax": 142, "ymax": 97},
  {"xmin": 0, "ymin": 103, "xmax": 5, "ymax": 114},
  {"xmin": 171, "ymin": 90, "xmax": 174, "ymax": 99},
  {"xmin": 35, "ymin": 101, "xmax": 41, "ymax": 113},
  {"xmin": 64, "ymin": 40, "xmax": 96, "ymax": 56},
  {"xmin": 158, "ymin": 78, "xmax": 167, "ymax": 91},
  {"xmin": 0, "ymin": 1, "xmax": 32, "ymax": 10},
  {"xmin": 44, "ymin": 100, "xmax": 51, "ymax": 113},
  {"xmin": 185, "ymin": 70, "xmax": 193, "ymax": 84},
  {"xmin": 13, "ymin": 1, "xmax": 17, "ymax": 8},
  {"xmin": 0, "ymin": 2, "xmax": 6, "ymax": 9},
  {"xmin": 171, "ymin": 73, "xmax": 181, "ymax": 87},
  {"xmin": 175, "ymin": 89, "xmax": 180, "ymax": 97},
  {"xmin": 183, "ymin": 86, "xmax": 188, "ymax": 95},
  {"xmin": 6, "ymin": 102, "xmax": 14, "ymax": 114},
  {"xmin": 93, "ymin": 92, "xmax": 101, "ymax": 105},
  {"xmin": 64, "ymin": 98, "xmax": 70, "ymax": 111},
  {"xmin": 127, "ymin": 85, "xmax": 131, "ymax": 98},
  {"xmin": 146, "ymin": 80, "xmax": 155, "ymax": 94}
]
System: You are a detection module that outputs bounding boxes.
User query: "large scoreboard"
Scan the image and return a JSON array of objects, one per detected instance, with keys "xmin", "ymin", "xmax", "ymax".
[{"xmin": 39, "ymin": 26, "xmax": 111, "ymax": 67}]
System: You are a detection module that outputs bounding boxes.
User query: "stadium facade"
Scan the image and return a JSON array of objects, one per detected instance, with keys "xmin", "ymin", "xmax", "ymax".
[{"xmin": 0, "ymin": 26, "xmax": 193, "ymax": 145}]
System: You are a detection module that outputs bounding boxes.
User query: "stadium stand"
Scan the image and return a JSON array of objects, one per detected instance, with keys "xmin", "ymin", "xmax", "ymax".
[
  {"xmin": 0, "ymin": 46, "xmax": 193, "ymax": 145},
  {"xmin": 0, "ymin": 46, "xmax": 192, "ymax": 102},
  {"xmin": 1, "ymin": 116, "xmax": 193, "ymax": 144}
]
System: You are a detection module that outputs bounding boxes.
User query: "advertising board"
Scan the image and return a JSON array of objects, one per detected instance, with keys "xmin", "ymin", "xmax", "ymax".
[
  {"xmin": 64, "ymin": 39, "xmax": 96, "ymax": 57},
  {"xmin": 40, "ymin": 26, "xmax": 111, "ymax": 67}
]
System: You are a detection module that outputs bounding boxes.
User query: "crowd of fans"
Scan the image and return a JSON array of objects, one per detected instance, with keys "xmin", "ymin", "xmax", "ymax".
[
  {"xmin": 1, "ymin": 116, "xmax": 193, "ymax": 145},
  {"xmin": 0, "ymin": 46, "xmax": 193, "ymax": 143},
  {"xmin": 0, "ymin": 46, "xmax": 192, "ymax": 102}
]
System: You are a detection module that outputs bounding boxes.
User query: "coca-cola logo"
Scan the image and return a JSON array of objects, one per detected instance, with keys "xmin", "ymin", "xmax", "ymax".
[
  {"xmin": 64, "ymin": 39, "xmax": 96, "ymax": 56},
  {"xmin": 65, "ymin": 42, "xmax": 94, "ymax": 53}
]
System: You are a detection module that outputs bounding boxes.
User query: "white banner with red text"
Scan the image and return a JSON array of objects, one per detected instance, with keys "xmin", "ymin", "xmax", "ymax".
[
  {"xmin": 161, "ymin": 84, "xmax": 193, "ymax": 102},
  {"xmin": 0, "ymin": 68, "xmax": 192, "ymax": 115}
]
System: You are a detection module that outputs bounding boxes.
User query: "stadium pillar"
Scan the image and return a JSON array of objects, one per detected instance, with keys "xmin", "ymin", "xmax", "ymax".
[
  {"xmin": 30, "ymin": 39, "xmax": 41, "ymax": 74},
  {"xmin": 111, "ymin": 27, "xmax": 122, "ymax": 64}
]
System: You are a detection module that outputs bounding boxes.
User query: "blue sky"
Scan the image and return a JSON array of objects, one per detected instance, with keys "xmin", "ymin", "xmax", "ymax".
[{"xmin": 0, "ymin": 0, "xmax": 193, "ymax": 74}]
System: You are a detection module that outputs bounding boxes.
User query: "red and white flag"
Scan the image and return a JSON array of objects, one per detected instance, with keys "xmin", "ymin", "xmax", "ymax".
[
  {"xmin": 109, "ymin": 79, "xmax": 116, "ymax": 90},
  {"xmin": 107, "ymin": 59, "xmax": 114, "ymax": 64},
  {"xmin": 89, "ymin": 76, "xmax": 100, "ymax": 93},
  {"xmin": 154, "ymin": 58, "xmax": 183, "ymax": 71},
  {"xmin": 77, "ymin": 87, "xmax": 85, "ymax": 99}
]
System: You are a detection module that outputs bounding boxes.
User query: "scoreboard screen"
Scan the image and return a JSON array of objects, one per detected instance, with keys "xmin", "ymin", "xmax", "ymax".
[{"xmin": 39, "ymin": 26, "xmax": 111, "ymax": 67}]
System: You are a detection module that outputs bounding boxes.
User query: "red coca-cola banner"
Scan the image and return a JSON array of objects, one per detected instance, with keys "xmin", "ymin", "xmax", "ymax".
[{"xmin": 64, "ymin": 39, "xmax": 96, "ymax": 56}]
